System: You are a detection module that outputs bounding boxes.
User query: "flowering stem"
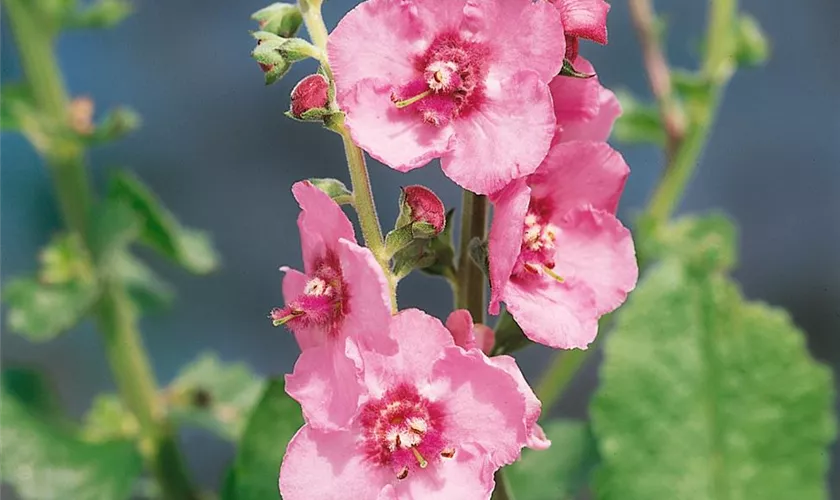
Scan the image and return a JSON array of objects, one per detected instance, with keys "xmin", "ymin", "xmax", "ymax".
[
  {"xmin": 456, "ymin": 192, "xmax": 488, "ymax": 323},
  {"xmin": 535, "ymin": 0, "xmax": 738, "ymax": 410},
  {"xmin": 4, "ymin": 1, "xmax": 196, "ymax": 498}
]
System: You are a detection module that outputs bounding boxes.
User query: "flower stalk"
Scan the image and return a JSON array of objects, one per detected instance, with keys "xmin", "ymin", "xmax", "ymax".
[
  {"xmin": 4, "ymin": 1, "xmax": 196, "ymax": 497},
  {"xmin": 457, "ymin": 192, "xmax": 488, "ymax": 324}
]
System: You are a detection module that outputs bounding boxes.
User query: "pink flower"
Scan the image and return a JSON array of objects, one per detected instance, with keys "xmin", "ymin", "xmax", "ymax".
[
  {"xmin": 272, "ymin": 181, "xmax": 394, "ymax": 429},
  {"xmin": 445, "ymin": 310, "xmax": 550, "ymax": 450},
  {"xmin": 328, "ymin": 0, "xmax": 565, "ymax": 195},
  {"xmin": 279, "ymin": 309, "xmax": 529, "ymax": 499},
  {"xmin": 550, "ymin": 56, "xmax": 621, "ymax": 143},
  {"xmin": 488, "ymin": 141, "xmax": 638, "ymax": 349},
  {"xmin": 548, "ymin": 0, "xmax": 610, "ymax": 60}
]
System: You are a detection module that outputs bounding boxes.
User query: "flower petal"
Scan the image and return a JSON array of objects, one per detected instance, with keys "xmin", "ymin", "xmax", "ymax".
[
  {"xmin": 503, "ymin": 277, "xmax": 599, "ymax": 349},
  {"xmin": 489, "ymin": 355, "xmax": 550, "ymax": 450},
  {"xmin": 463, "ymin": 0, "xmax": 565, "ymax": 82},
  {"xmin": 431, "ymin": 347, "xmax": 528, "ymax": 466},
  {"xmin": 285, "ymin": 339, "xmax": 363, "ymax": 430},
  {"xmin": 442, "ymin": 71, "xmax": 555, "ymax": 195},
  {"xmin": 445, "ymin": 309, "xmax": 477, "ymax": 350},
  {"xmin": 552, "ymin": 207, "xmax": 638, "ymax": 315},
  {"xmin": 328, "ymin": 0, "xmax": 428, "ymax": 92},
  {"xmin": 529, "ymin": 141, "xmax": 629, "ymax": 215},
  {"xmin": 488, "ymin": 180, "xmax": 531, "ymax": 315},
  {"xmin": 341, "ymin": 78, "xmax": 456, "ymax": 173},
  {"xmin": 553, "ymin": 0, "xmax": 610, "ymax": 44},
  {"xmin": 391, "ymin": 445, "xmax": 495, "ymax": 500},
  {"xmin": 292, "ymin": 181, "xmax": 356, "ymax": 274},
  {"xmin": 559, "ymin": 86, "xmax": 621, "ymax": 143},
  {"xmin": 550, "ymin": 57, "xmax": 602, "ymax": 127},
  {"xmin": 279, "ymin": 425, "xmax": 391, "ymax": 499}
]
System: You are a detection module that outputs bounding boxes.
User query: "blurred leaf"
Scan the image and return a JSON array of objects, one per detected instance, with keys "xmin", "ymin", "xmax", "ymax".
[
  {"xmin": 230, "ymin": 379, "xmax": 303, "ymax": 500},
  {"xmin": 1, "ymin": 369, "xmax": 64, "ymax": 424},
  {"xmin": 1, "ymin": 83, "xmax": 37, "ymax": 131},
  {"xmin": 108, "ymin": 170, "xmax": 220, "ymax": 274},
  {"xmin": 491, "ymin": 309, "xmax": 532, "ymax": 356},
  {"xmin": 638, "ymin": 212, "xmax": 737, "ymax": 273},
  {"xmin": 89, "ymin": 199, "xmax": 139, "ymax": 269},
  {"xmin": 734, "ymin": 14, "xmax": 770, "ymax": 67},
  {"xmin": 671, "ymin": 70, "xmax": 714, "ymax": 108},
  {"xmin": 64, "ymin": 0, "xmax": 133, "ymax": 29},
  {"xmin": 113, "ymin": 251, "xmax": 175, "ymax": 310},
  {"xmin": 507, "ymin": 420, "xmax": 599, "ymax": 500},
  {"xmin": 38, "ymin": 233, "xmax": 95, "ymax": 285},
  {"xmin": 612, "ymin": 90, "xmax": 666, "ymax": 146},
  {"xmin": 81, "ymin": 394, "xmax": 139, "ymax": 442},
  {"xmin": 591, "ymin": 262, "xmax": 836, "ymax": 500},
  {"xmin": 251, "ymin": 3, "xmax": 303, "ymax": 38},
  {"xmin": 1, "ymin": 372, "xmax": 143, "ymax": 500},
  {"xmin": 86, "ymin": 106, "xmax": 141, "ymax": 145},
  {"xmin": 166, "ymin": 353, "xmax": 265, "ymax": 441}
]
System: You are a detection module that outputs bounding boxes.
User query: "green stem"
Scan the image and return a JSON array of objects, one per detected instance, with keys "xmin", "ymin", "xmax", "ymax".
[
  {"xmin": 491, "ymin": 468, "xmax": 516, "ymax": 500},
  {"xmin": 4, "ymin": 2, "xmax": 196, "ymax": 498},
  {"xmin": 456, "ymin": 191, "xmax": 488, "ymax": 323},
  {"xmin": 535, "ymin": 0, "xmax": 738, "ymax": 408}
]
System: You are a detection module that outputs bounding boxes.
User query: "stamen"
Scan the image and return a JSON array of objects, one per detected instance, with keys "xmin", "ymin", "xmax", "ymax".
[
  {"xmin": 410, "ymin": 447, "xmax": 428, "ymax": 468},
  {"xmin": 542, "ymin": 265, "xmax": 565, "ymax": 283},
  {"xmin": 440, "ymin": 448, "xmax": 455, "ymax": 459},
  {"xmin": 393, "ymin": 89, "xmax": 432, "ymax": 109},
  {"xmin": 271, "ymin": 310, "xmax": 303, "ymax": 326},
  {"xmin": 397, "ymin": 467, "xmax": 409, "ymax": 480}
]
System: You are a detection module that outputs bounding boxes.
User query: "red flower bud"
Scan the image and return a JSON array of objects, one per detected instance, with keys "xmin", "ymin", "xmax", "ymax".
[
  {"xmin": 290, "ymin": 74, "xmax": 329, "ymax": 119},
  {"xmin": 402, "ymin": 185, "xmax": 445, "ymax": 235}
]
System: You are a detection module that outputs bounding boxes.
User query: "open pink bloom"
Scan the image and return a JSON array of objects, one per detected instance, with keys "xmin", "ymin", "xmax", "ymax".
[
  {"xmin": 550, "ymin": 56, "xmax": 621, "ymax": 143},
  {"xmin": 328, "ymin": 0, "xmax": 565, "ymax": 195},
  {"xmin": 272, "ymin": 181, "xmax": 393, "ymax": 429},
  {"xmin": 488, "ymin": 141, "xmax": 638, "ymax": 349},
  {"xmin": 446, "ymin": 310, "xmax": 550, "ymax": 450},
  {"xmin": 279, "ymin": 309, "xmax": 529, "ymax": 499},
  {"xmin": 548, "ymin": 0, "xmax": 610, "ymax": 60}
]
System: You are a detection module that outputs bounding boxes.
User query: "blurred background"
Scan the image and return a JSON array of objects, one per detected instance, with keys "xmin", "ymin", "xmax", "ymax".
[{"xmin": 2, "ymin": 0, "xmax": 838, "ymax": 496}]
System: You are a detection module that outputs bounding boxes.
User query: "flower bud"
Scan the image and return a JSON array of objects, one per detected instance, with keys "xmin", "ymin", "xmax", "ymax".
[
  {"xmin": 288, "ymin": 74, "xmax": 331, "ymax": 121},
  {"xmin": 251, "ymin": 3, "xmax": 303, "ymax": 38},
  {"xmin": 400, "ymin": 185, "xmax": 445, "ymax": 236}
]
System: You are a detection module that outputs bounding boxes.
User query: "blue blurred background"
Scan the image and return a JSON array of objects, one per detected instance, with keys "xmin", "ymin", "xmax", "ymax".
[{"xmin": 2, "ymin": 0, "xmax": 838, "ymax": 496}]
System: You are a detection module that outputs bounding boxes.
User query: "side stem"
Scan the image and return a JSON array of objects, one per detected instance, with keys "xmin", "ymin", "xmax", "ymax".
[
  {"xmin": 4, "ymin": 2, "xmax": 196, "ymax": 498},
  {"xmin": 456, "ymin": 192, "xmax": 488, "ymax": 323}
]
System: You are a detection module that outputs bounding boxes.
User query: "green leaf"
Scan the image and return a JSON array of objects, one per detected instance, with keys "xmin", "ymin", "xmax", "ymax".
[
  {"xmin": 81, "ymin": 394, "xmax": 139, "ymax": 442},
  {"xmin": 166, "ymin": 353, "xmax": 265, "ymax": 441},
  {"xmin": 671, "ymin": 70, "xmax": 714, "ymax": 109},
  {"xmin": 64, "ymin": 0, "xmax": 133, "ymax": 29},
  {"xmin": 507, "ymin": 420, "xmax": 599, "ymax": 500},
  {"xmin": 2, "ymin": 369, "xmax": 64, "ymax": 424},
  {"xmin": 108, "ymin": 170, "xmax": 220, "ymax": 274},
  {"xmin": 591, "ymin": 262, "xmax": 836, "ymax": 500},
  {"xmin": 230, "ymin": 379, "xmax": 304, "ymax": 500},
  {"xmin": 1, "ymin": 83, "xmax": 37, "ymax": 131},
  {"xmin": 251, "ymin": 3, "xmax": 303, "ymax": 38},
  {"xmin": 612, "ymin": 90, "xmax": 666, "ymax": 146},
  {"xmin": 638, "ymin": 212, "xmax": 737, "ymax": 273},
  {"xmin": 4, "ymin": 278, "xmax": 99, "ymax": 342},
  {"xmin": 86, "ymin": 106, "xmax": 141, "ymax": 145},
  {"xmin": 1, "ymin": 372, "xmax": 143, "ymax": 500},
  {"xmin": 734, "ymin": 14, "xmax": 770, "ymax": 67},
  {"xmin": 113, "ymin": 251, "xmax": 176, "ymax": 310}
]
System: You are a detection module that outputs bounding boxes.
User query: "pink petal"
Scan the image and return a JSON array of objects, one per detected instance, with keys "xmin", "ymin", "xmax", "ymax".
[
  {"xmin": 559, "ymin": 86, "xmax": 621, "ymax": 142},
  {"xmin": 341, "ymin": 78, "xmax": 456, "ymax": 172},
  {"xmin": 552, "ymin": 207, "xmax": 638, "ymax": 315},
  {"xmin": 442, "ymin": 71, "xmax": 555, "ymax": 195},
  {"xmin": 445, "ymin": 309, "xmax": 477, "ymax": 350},
  {"xmin": 281, "ymin": 266, "xmax": 322, "ymax": 351},
  {"xmin": 279, "ymin": 425, "xmax": 391, "ymax": 499},
  {"xmin": 550, "ymin": 56, "xmax": 602, "ymax": 127},
  {"xmin": 285, "ymin": 339, "xmax": 364, "ymax": 430},
  {"xmin": 488, "ymin": 180, "xmax": 531, "ymax": 315},
  {"xmin": 529, "ymin": 141, "xmax": 629, "ymax": 215},
  {"xmin": 362, "ymin": 309, "xmax": 454, "ymax": 396},
  {"xmin": 503, "ymin": 277, "xmax": 599, "ymax": 349},
  {"xmin": 472, "ymin": 324, "xmax": 495, "ymax": 355},
  {"xmin": 463, "ymin": 0, "xmax": 565, "ymax": 82},
  {"xmin": 390, "ymin": 445, "xmax": 495, "ymax": 500},
  {"xmin": 489, "ymin": 355, "xmax": 550, "ymax": 450},
  {"xmin": 431, "ymin": 347, "xmax": 527, "ymax": 467},
  {"xmin": 328, "ymin": 0, "xmax": 428, "ymax": 94},
  {"xmin": 337, "ymin": 239, "xmax": 397, "ymax": 355},
  {"xmin": 292, "ymin": 181, "xmax": 356, "ymax": 274},
  {"xmin": 554, "ymin": 0, "xmax": 610, "ymax": 44}
]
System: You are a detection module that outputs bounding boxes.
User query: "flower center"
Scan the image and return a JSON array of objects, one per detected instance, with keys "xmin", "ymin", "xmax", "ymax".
[
  {"xmin": 391, "ymin": 33, "xmax": 489, "ymax": 126},
  {"xmin": 270, "ymin": 253, "xmax": 348, "ymax": 334},
  {"xmin": 359, "ymin": 384, "xmax": 453, "ymax": 479},
  {"xmin": 514, "ymin": 203, "xmax": 565, "ymax": 283}
]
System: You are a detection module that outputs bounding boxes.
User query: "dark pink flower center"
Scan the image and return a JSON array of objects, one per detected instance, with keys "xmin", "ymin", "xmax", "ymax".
[
  {"xmin": 391, "ymin": 33, "xmax": 489, "ymax": 126},
  {"xmin": 513, "ymin": 198, "xmax": 565, "ymax": 284},
  {"xmin": 359, "ymin": 384, "xmax": 453, "ymax": 479},
  {"xmin": 270, "ymin": 253, "xmax": 348, "ymax": 335}
]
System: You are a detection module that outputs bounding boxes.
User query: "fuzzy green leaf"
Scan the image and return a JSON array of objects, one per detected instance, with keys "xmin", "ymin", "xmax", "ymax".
[
  {"xmin": 81, "ymin": 394, "xmax": 139, "ymax": 442},
  {"xmin": 638, "ymin": 212, "xmax": 737, "ymax": 273},
  {"xmin": 612, "ymin": 90, "xmax": 666, "ymax": 146},
  {"xmin": 4, "ymin": 278, "xmax": 98, "ymax": 341},
  {"xmin": 507, "ymin": 420, "xmax": 599, "ymax": 500},
  {"xmin": 230, "ymin": 379, "xmax": 304, "ymax": 500},
  {"xmin": 166, "ymin": 353, "xmax": 265, "ymax": 441},
  {"xmin": 108, "ymin": 170, "xmax": 219, "ymax": 274},
  {"xmin": 0, "ymin": 371, "xmax": 143, "ymax": 500},
  {"xmin": 591, "ymin": 262, "xmax": 836, "ymax": 500},
  {"xmin": 113, "ymin": 251, "xmax": 175, "ymax": 311}
]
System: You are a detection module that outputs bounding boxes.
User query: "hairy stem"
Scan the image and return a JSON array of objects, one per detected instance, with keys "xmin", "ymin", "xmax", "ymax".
[
  {"xmin": 456, "ymin": 192, "xmax": 488, "ymax": 323},
  {"xmin": 536, "ymin": 0, "xmax": 739, "ymax": 407},
  {"xmin": 4, "ymin": 1, "xmax": 196, "ymax": 497}
]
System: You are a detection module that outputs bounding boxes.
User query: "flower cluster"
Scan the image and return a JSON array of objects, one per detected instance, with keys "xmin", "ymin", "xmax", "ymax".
[{"xmin": 271, "ymin": 0, "xmax": 638, "ymax": 497}]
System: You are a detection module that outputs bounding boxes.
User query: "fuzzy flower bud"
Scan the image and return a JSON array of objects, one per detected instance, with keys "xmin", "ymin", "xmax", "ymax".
[
  {"xmin": 401, "ymin": 185, "xmax": 445, "ymax": 236},
  {"xmin": 251, "ymin": 3, "xmax": 303, "ymax": 38},
  {"xmin": 289, "ymin": 74, "xmax": 330, "ymax": 120}
]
